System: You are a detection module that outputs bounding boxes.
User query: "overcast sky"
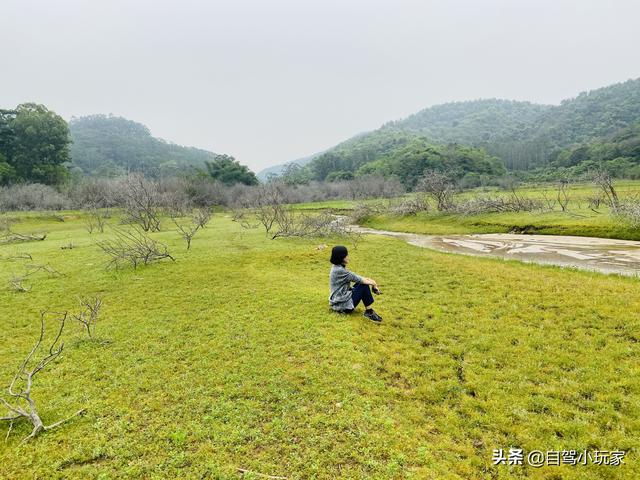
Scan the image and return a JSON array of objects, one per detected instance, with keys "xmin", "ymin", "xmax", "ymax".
[{"xmin": 2, "ymin": 0, "xmax": 639, "ymax": 171}]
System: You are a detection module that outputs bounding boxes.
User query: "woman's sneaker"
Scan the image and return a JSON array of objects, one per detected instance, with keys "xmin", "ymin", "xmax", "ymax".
[{"xmin": 364, "ymin": 309, "xmax": 383, "ymax": 322}]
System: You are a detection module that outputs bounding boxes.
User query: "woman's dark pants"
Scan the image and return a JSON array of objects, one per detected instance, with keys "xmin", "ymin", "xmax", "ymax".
[{"xmin": 351, "ymin": 283, "xmax": 374, "ymax": 309}]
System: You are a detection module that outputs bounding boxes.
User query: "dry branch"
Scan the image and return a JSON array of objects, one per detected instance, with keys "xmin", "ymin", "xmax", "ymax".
[
  {"xmin": 98, "ymin": 225, "xmax": 175, "ymax": 269},
  {"xmin": 71, "ymin": 297, "xmax": 103, "ymax": 338},
  {"xmin": 1, "ymin": 311, "xmax": 86, "ymax": 443},
  {"xmin": 171, "ymin": 208, "xmax": 212, "ymax": 250}
]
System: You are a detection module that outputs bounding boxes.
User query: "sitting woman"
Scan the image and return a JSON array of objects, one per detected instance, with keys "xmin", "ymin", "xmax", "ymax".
[{"xmin": 328, "ymin": 245, "xmax": 383, "ymax": 322}]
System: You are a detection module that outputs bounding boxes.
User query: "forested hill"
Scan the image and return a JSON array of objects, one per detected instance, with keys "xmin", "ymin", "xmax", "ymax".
[
  {"xmin": 292, "ymin": 77, "xmax": 640, "ymax": 183},
  {"xmin": 69, "ymin": 115, "xmax": 222, "ymax": 177},
  {"xmin": 386, "ymin": 78, "xmax": 640, "ymax": 170},
  {"xmin": 387, "ymin": 99, "xmax": 551, "ymax": 147}
]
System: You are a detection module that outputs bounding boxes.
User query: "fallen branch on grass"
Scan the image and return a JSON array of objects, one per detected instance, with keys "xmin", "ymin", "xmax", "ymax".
[
  {"xmin": 8, "ymin": 275, "xmax": 31, "ymax": 293},
  {"xmin": 1, "ymin": 311, "xmax": 86, "ymax": 444},
  {"xmin": 0, "ymin": 232, "xmax": 47, "ymax": 245},
  {"xmin": 0, "ymin": 253, "xmax": 33, "ymax": 262}
]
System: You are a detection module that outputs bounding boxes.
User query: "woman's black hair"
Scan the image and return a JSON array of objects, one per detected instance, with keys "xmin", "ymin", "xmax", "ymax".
[{"xmin": 330, "ymin": 245, "xmax": 348, "ymax": 265}]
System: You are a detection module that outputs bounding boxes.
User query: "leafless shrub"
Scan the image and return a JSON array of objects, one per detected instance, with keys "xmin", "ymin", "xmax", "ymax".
[
  {"xmin": 617, "ymin": 201, "xmax": 640, "ymax": 228},
  {"xmin": 183, "ymin": 177, "xmax": 227, "ymax": 207},
  {"xmin": 97, "ymin": 225, "xmax": 175, "ymax": 269},
  {"xmin": 245, "ymin": 183, "xmax": 289, "ymax": 235},
  {"xmin": 0, "ymin": 184, "xmax": 69, "ymax": 211},
  {"xmin": 1, "ymin": 311, "xmax": 85, "ymax": 444},
  {"xmin": 271, "ymin": 210, "xmax": 360, "ymax": 243},
  {"xmin": 84, "ymin": 208, "xmax": 109, "ymax": 234},
  {"xmin": 192, "ymin": 208, "xmax": 213, "ymax": 229},
  {"xmin": 231, "ymin": 209, "xmax": 258, "ymax": 229},
  {"xmin": 350, "ymin": 203, "xmax": 385, "ymax": 223},
  {"xmin": 71, "ymin": 297, "xmax": 102, "ymax": 338},
  {"xmin": 453, "ymin": 194, "xmax": 543, "ymax": 215},
  {"xmin": 540, "ymin": 189, "xmax": 557, "ymax": 211},
  {"xmin": 556, "ymin": 180, "xmax": 571, "ymax": 212},
  {"xmin": 171, "ymin": 208, "xmax": 212, "ymax": 250},
  {"xmin": 119, "ymin": 174, "xmax": 163, "ymax": 232},
  {"xmin": 592, "ymin": 169, "xmax": 620, "ymax": 213},
  {"xmin": 587, "ymin": 194, "xmax": 603, "ymax": 213},
  {"xmin": 346, "ymin": 174, "xmax": 404, "ymax": 200},
  {"xmin": 416, "ymin": 171, "xmax": 456, "ymax": 211},
  {"xmin": 69, "ymin": 178, "xmax": 120, "ymax": 208},
  {"xmin": 388, "ymin": 195, "xmax": 430, "ymax": 216}
]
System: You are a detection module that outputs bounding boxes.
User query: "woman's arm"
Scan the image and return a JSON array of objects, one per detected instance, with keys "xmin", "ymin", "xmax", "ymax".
[{"xmin": 359, "ymin": 277, "xmax": 378, "ymax": 286}]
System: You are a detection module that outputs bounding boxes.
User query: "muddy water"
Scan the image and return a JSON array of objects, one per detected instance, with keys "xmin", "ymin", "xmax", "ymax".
[{"xmin": 350, "ymin": 225, "xmax": 640, "ymax": 277}]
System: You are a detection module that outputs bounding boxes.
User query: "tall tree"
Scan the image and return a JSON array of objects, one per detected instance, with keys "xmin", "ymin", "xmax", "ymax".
[
  {"xmin": 0, "ymin": 103, "xmax": 71, "ymax": 185},
  {"xmin": 204, "ymin": 154, "xmax": 259, "ymax": 185}
]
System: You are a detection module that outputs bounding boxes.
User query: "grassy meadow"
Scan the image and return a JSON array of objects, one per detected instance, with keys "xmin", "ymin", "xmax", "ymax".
[
  {"xmin": 300, "ymin": 181, "xmax": 640, "ymax": 241},
  {"xmin": 0, "ymin": 211, "xmax": 639, "ymax": 479}
]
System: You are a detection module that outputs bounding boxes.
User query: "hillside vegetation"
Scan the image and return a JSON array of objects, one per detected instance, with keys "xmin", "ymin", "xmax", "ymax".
[
  {"xmin": 69, "ymin": 115, "xmax": 223, "ymax": 178},
  {"xmin": 285, "ymin": 78, "xmax": 640, "ymax": 183}
]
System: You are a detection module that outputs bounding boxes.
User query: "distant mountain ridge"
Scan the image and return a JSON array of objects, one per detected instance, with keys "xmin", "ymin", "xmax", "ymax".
[
  {"xmin": 256, "ymin": 151, "xmax": 322, "ymax": 181},
  {"xmin": 69, "ymin": 115, "xmax": 225, "ymax": 178},
  {"xmin": 268, "ymin": 77, "xmax": 640, "ymax": 183}
]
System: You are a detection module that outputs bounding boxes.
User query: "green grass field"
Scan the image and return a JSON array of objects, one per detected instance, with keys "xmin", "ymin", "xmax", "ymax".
[
  {"xmin": 316, "ymin": 181, "xmax": 640, "ymax": 241},
  {"xmin": 1, "ymin": 212, "xmax": 639, "ymax": 479}
]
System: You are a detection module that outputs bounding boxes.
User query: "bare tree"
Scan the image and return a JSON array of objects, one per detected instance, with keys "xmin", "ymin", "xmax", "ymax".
[
  {"xmin": 171, "ymin": 208, "xmax": 212, "ymax": 250},
  {"xmin": 97, "ymin": 225, "xmax": 175, "ymax": 269},
  {"xmin": 416, "ymin": 171, "xmax": 455, "ymax": 211},
  {"xmin": 1, "ymin": 311, "xmax": 85, "ymax": 444},
  {"xmin": 71, "ymin": 297, "xmax": 102, "ymax": 338},
  {"xmin": 231, "ymin": 209, "xmax": 258, "ymax": 230},
  {"xmin": 271, "ymin": 210, "xmax": 359, "ymax": 242},
  {"xmin": 556, "ymin": 179, "xmax": 570, "ymax": 212},
  {"xmin": 84, "ymin": 208, "xmax": 109, "ymax": 234},
  {"xmin": 592, "ymin": 169, "xmax": 620, "ymax": 213},
  {"xmin": 119, "ymin": 174, "xmax": 163, "ymax": 232},
  {"xmin": 192, "ymin": 208, "xmax": 213, "ymax": 229},
  {"xmin": 250, "ymin": 183, "xmax": 288, "ymax": 236}
]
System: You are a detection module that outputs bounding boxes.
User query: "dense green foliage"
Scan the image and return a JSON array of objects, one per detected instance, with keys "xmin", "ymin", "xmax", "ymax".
[
  {"xmin": 551, "ymin": 123, "xmax": 640, "ymax": 176},
  {"xmin": 69, "ymin": 115, "xmax": 224, "ymax": 178},
  {"xmin": 294, "ymin": 78, "xmax": 640, "ymax": 184},
  {"xmin": 392, "ymin": 78, "xmax": 640, "ymax": 171},
  {"xmin": 389, "ymin": 99, "xmax": 550, "ymax": 152},
  {"xmin": 203, "ymin": 154, "xmax": 259, "ymax": 185},
  {"xmin": 289, "ymin": 131, "xmax": 505, "ymax": 187},
  {"xmin": 0, "ymin": 104, "xmax": 71, "ymax": 185}
]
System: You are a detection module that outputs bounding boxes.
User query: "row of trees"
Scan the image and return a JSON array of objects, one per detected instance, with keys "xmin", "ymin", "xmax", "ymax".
[
  {"xmin": 275, "ymin": 130, "xmax": 506, "ymax": 187},
  {"xmin": 0, "ymin": 173, "xmax": 404, "ymax": 212}
]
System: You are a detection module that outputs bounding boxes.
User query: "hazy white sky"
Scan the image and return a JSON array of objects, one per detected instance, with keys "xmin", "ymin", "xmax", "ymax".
[{"xmin": 2, "ymin": 0, "xmax": 639, "ymax": 170}]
